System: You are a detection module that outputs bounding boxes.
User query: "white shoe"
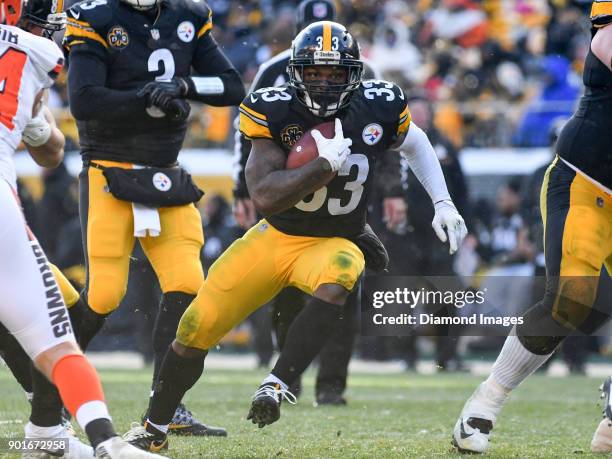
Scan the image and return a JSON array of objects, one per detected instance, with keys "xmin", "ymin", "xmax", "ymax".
[
  {"xmin": 94, "ymin": 436, "xmax": 168, "ymax": 459},
  {"xmin": 591, "ymin": 377, "xmax": 612, "ymax": 452},
  {"xmin": 452, "ymin": 381, "xmax": 509, "ymax": 453},
  {"xmin": 22, "ymin": 422, "xmax": 93, "ymax": 459}
]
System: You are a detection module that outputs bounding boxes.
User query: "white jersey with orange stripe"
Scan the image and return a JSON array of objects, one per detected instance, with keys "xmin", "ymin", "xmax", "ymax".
[{"xmin": 0, "ymin": 24, "xmax": 63, "ymax": 189}]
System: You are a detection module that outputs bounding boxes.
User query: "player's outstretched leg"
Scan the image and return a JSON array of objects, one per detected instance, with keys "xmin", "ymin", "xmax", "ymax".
[
  {"xmin": 591, "ymin": 376, "xmax": 612, "ymax": 452},
  {"xmin": 248, "ymin": 289, "xmax": 348, "ymax": 428},
  {"xmin": 452, "ymin": 330, "xmax": 554, "ymax": 453}
]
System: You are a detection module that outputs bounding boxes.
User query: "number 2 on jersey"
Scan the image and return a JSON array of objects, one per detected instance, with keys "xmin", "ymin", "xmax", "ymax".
[{"xmin": 0, "ymin": 49, "xmax": 27, "ymax": 131}]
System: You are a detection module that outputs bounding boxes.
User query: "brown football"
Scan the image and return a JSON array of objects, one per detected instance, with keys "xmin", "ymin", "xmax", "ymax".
[{"xmin": 286, "ymin": 121, "xmax": 335, "ymax": 169}]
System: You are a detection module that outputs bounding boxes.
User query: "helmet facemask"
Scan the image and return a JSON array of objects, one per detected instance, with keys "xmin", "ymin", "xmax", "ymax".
[{"xmin": 289, "ymin": 57, "xmax": 362, "ymax": 118}]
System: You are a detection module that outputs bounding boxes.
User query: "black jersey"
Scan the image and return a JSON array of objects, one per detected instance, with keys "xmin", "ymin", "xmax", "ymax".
[
  {"xmin": 64, "ymin": 0, "xmax": 217, "ymax": 165},
  {"xmin": 555, "ymin": 1, "xmax": 612, "ymax": 189},
  {"xmin": 233, "ymin": 51, "xmax": 380, "ymax": 198},
  {"xmin": 239, "ymin": 81, "xmax": 410, "ymax": 238}
]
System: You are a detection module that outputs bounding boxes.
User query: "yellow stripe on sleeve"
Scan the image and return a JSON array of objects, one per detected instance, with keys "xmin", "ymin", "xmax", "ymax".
[
  {"xmin": 239, "ymin": 112, "xmax": 272, "ymax": 139},
  {"xmin": 239, "ymin": 103, "xmax": 268, "ymax": 122},
  {"xmin": 591, "ymin": 1, "xmax": 612, "ymax": 19},
  {"xmin": 397, "ymin": 105, "xmax": 412, "ymax": 136},
  {"xmin": 65, "ymin": 23, "xmax": 108, "ymax": 49},
  {"xmin": 197, "ymin": 10, "xmax": 213, "ymax": 38}
]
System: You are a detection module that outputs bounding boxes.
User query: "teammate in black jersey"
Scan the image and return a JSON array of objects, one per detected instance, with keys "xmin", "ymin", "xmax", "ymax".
[
  {"xmin": 126, "ymin": 21, "xmax": 466, "ymax": 452},
  {"xmin": 63, "ymin": 0, "xmax": 244, "ymax": 438},
  {"xmin": 453, "ymin": 2, "xmax": 612, "ymax": 453}
]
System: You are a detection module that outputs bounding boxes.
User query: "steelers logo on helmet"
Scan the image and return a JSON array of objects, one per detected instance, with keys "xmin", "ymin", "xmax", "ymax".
[
  {"xmin": 288, "ymin": 21, "xmax": 363, "ymax": 118},
  {"xmin": 362, "ymin": 123, "xmax": 383, "ymax": 146},
  {"xmin": 107, "ymin": 26, "xmax": 129, "ymax": 49}
]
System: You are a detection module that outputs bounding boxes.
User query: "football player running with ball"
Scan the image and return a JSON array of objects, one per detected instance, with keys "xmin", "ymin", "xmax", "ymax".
[
  {"xmin": 126, "ymin": 21, "xmax": 467, "ymax": 452},
  {"xmin": 63, "ymin": 0, "xmax": 244, "ymax": 438},
  {"xmin": 453, "ymin": 1, "xmax": 612, "ymax": 454}
]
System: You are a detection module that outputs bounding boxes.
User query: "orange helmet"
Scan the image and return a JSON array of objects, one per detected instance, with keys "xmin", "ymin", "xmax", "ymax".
[{"xmin": 0, "ymin": 0, "xmax": 23, "ymax": 26}]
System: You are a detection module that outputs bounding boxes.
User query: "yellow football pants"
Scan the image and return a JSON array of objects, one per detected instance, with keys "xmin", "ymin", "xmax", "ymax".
[
  {"xmin": 80, "ymin": 160, "xmax": 204, "ymax": 314},
  {"xmin": 176, "ymin": 219, "xmax": 365, "ymax": 350},
  {"xmin": 50, "ymin": 263, "xmax": 79, "ymax": 308},
  {"xmin": 541, "ymin": 158, "xmax": 612, "ymax": 328}
]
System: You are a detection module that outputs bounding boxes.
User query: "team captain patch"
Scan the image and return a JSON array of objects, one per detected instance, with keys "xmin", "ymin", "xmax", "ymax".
[
  {"xmin": 107, "ymin": 25, "xmax": 129, "ymax": 49},
  {"xmin": 280, "ymin": 124, "xmax": 304, "ymax": 148}
]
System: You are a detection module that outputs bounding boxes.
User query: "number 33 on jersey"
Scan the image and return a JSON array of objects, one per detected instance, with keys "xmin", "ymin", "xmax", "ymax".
[
  {"xmin": 63, "ymin": 0, "xmax": 213, "ymax": 90},
  {"xmin": 239, "ymin": 81, "xmax": 410, "ymax": 238}
]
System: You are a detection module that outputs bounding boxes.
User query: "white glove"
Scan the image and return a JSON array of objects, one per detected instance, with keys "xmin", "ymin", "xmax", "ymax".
[
  {"xmin": 23, "ymin": 110, "xmax": 51, "ymax": 147},
  {"xmin": 432, "ymin": 200, "xmax": 468, "ymax": 255},
  {"xmin": 311, "ymin": 118, "xmax": 352, "ymax": 172}
]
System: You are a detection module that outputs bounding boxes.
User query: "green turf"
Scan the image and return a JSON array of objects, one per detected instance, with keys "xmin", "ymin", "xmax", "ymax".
[{"xmin": 0, "ymin": 366, "xmax": 606, "ymax": 458}]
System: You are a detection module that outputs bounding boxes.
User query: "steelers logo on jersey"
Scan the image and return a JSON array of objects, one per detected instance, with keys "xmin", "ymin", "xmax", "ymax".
[
  {"xmin": 177, "ymin": 21, "xmax": 195, "ymax": 42},
  {"xmin": 280, "ymin": 124, "xmax": 304, "ymax": 148},
  {"xmin": 362, "ymin": 123, "xmax": 383, "ymax": 146},
  {"xmin": 107, "ymin": 26, "xmax": 129, "ymax": 49}
]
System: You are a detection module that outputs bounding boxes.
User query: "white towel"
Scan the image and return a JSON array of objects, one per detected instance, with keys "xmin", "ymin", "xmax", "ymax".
[{"xmin": 132, "ymin": 202, "xmax": 161, "ymax": 237}]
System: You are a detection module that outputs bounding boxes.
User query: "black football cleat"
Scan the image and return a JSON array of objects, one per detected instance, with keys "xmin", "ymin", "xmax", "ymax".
[
  {"xmin": 123, "ymin": 421, "xmax": 169, "ymax": 453},
  {"xmin": 247, "ymin": 382, "xmax": 296, "ymax": 428},
  {"xmin": 168, "ymin": 403, "xmax": 227, "ymax": 437}
]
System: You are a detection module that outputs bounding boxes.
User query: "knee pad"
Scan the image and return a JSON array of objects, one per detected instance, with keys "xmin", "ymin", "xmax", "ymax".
[
  {"xmin": 86, "ymin": 274, "xmax": 127, "ymax": 314},
  {"xmin": 517, "ymin": 299, "xmax": 570, "ymax": 355}
]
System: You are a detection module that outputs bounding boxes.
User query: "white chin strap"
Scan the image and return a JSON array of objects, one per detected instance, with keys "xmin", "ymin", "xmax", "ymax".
[
  {"xmin": 303, "ymin": 92, "xmax": 339, "ymax": 118},
  {"xmin": 122, "ymin": 0, "xmax": 158, "ymax": 10}
]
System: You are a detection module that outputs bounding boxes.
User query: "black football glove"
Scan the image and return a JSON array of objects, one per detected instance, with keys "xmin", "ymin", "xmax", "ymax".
[
  {"xmin": 350, "ymin": 223, "xmax": 389, "ymax": 273},
  {"xmin": 164, "ymin": 98, "xmax": 191, "ymax": 122},
  {"xmin": 137, "ymin": 77, "xmax": 189, "ymax": 108}
]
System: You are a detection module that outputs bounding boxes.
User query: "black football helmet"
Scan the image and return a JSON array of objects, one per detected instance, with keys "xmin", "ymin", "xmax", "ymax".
[
  {"xmin": 295, "ymin": 0, "xmax": 336, "ymax": 32},
  {"xmin": 288, "ymin": 21, "xmax": 363, "ymax": 118},
  {"xmin": 20, "ymin": 0, "xmax": 66, "ymax": 37}
]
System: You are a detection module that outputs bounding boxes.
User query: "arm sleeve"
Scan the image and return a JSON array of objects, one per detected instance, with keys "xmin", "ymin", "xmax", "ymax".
[
  {"xmin": 186, "ymin": 34, "xmax": 246, "ymax": 106},
  {"xmin": 67, "ymin": 49, "xmax": 147, "ymax": 121},
  {"xmin": 396, "ymin": 123, "xmax": 452, "ymax": 205}
]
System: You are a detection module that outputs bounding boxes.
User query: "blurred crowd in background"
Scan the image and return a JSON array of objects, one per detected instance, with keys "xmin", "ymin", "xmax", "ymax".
[{"xmin": 19, "ymin": 0, "xmax": 612, "ymax": 375}]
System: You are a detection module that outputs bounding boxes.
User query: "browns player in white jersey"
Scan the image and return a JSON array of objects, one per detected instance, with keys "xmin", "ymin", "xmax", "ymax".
[{"xmin": 0, "ymin": 0, "xmax": 167, "ymax": 457}]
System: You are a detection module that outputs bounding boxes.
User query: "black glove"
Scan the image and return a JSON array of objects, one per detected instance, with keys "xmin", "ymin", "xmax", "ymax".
[
  {"xmin": 137, "ymin": 77, "xmax": 189, "ymax": 107},
  {"xmin": 164, "ymin": 98, "xmax": 191, "ymax": 122},
  {"xmin": 350, "ymin": 223, "xmax": 389, "ymax": 273}
]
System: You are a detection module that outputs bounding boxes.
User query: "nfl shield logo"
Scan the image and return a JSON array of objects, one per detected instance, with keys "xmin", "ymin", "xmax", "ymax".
[
  {"xmin": 151, "ymin": 29, "xmax": 160, "ymax": 40},
  {"xmin": 313, "ymin": 2, "xmax": 328, "ymax": 18}
]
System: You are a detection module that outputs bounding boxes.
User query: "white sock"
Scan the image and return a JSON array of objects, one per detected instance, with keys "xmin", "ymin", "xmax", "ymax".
[
  {"xmin": 146, "ymin": 419, "xmax": 168, "ymax": 434},
  {"xmin": 25, "ymin": 422, "xmax": 63, "ymax": 438},
  {"xmin": 491, "ymin": 334, "xmax": 553, "ymax": 390},
  {"xmin": 262, "ymin": 374, "xmax": 288, "ymax": 392},
  {"xmin": 76, "ymin": 401, "xmax": 111, "ymax": 431}
]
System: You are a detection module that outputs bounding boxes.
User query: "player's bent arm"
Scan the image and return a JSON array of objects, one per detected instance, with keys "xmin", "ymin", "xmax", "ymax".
[
  {"xmin": 245, "ymin": 138, "xmax": 333, "ymax": 216},
  {"xmin": 592, "ymin": 24, "xmax": 612, "ymax": 71},
  {"xmin": 188, "ymin": 35, "xmax": 246, "ymax": 106},
  {"xmin": 67, "ymin": 50, "xmax": 147, "ymax": 121},
  {"xmin": 390, "ymin": 123, "xmax": 452, "ymax": 205},
  {"xmin": 25, "ymin": 106, "xmax": 65, "ymax": 168},
  {"xmin": 390, "ymin": 123, "xmax": 468, "ymax": 253}
]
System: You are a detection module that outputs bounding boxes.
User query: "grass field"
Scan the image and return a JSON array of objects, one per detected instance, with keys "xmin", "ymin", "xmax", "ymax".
[{"xmin": 0, "ymin": 366, "xmax": 607, "ymax": 458}]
